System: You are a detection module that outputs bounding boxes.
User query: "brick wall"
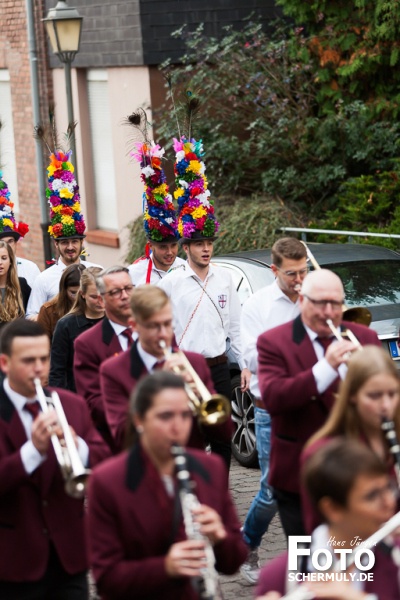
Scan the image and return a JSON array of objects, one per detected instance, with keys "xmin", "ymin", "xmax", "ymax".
[{"xmin": 0, "ymin": 0, "xmax": 54, "ymax": 269}]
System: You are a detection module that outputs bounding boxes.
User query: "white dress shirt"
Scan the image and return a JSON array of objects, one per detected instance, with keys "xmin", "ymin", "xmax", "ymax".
[
  {"xmin": 128, "ymin": 255, "xmax": 186, "ymax": 286},
  {"xmin": 4, "ymin": 378, "xmax": 89, "ymax": 474},
  {"xmin": 137, "ymin": 341, "xmax": 169, "ymax": 372},
  {"xmin": 159, "ymin": 261, "xmax": 244, "ymax": 368},
  {"xmin": 16, "ymin": 257, "xmax": 41, "ymax": 288},
  {"xmin": 304, "ymin": 324, "xmax": 348, "ymax": 393},
  {"xmin": 108, "ymin": 320, "xmax": 138, "ymax": 352},
  {"xmin": 241, "ymin": 280, "xmax": 300, "ymax": 398},
  {"xmin": 26, "ymin": 257, "xmax": 102, "ymax": 317}
]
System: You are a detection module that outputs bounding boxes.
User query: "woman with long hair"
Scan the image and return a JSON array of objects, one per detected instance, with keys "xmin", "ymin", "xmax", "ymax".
[
  {"xmin": 301, "ymin": 344, "xmax": 400, "ymax": 533},
  {"xmin": 49, "ymin": 267, "xmax": 104, "ymax": 391},
  {"xmin": 0, "ymin": 240, "xmax": 30, "ymax": 327},
  {"xmin": 37, "ymin": 263, "xmax": 85, "ymax": 340},
  {"xmin": 87, "ymin": 371, "xmax": 247, "ymax": 600}
]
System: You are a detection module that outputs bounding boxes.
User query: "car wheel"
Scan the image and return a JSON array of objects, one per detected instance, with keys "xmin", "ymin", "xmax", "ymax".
[{"xmin": 230, "ymin": 374, "xmax": 259, "ymax": 468}]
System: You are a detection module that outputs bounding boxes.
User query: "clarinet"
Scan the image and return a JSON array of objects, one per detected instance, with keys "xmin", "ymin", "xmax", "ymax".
[
  {"xmin": 382, "ymin": 416, "xmax": 400, "ymax": 486},
  {"xmin": 171, "ymin": 443, "xmax": 223, "ymax": 600}
]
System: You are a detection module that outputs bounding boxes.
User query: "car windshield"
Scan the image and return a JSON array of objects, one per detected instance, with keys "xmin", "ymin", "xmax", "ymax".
[{"xmin": 328, "ymin": 260, "xmax": 400, "ymax": 307}]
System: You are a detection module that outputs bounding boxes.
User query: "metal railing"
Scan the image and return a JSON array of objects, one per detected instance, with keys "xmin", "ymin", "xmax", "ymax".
[{"xmin": 278, "ymin": 227, "xmax": 400, "ymax": 244}]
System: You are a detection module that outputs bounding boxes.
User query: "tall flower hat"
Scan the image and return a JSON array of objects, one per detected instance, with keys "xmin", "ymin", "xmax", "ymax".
[
  {"xmin": 173, "ymin": 136, "xmax": 219, "ymax": 243},
  {"xmin": 34, "ymin": 120, "xmax": 86, "ymax": 240},
  {"xmin": 128, "ymin": 110, "xmax": 178, "ymax": 243},
  {"xmin": 168, "ymin": 87, "xmax": 219, "ymax": 244},
  {"xmin": 0, "ymin": 170, "xmax": 29, "ymax": 241}
]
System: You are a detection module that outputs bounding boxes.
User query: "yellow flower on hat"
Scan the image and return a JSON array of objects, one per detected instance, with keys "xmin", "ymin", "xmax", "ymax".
[
  {"xmin": 52, "ymin": 204, "xmax": 63, "ymax": 214},
  {"xmin": 47, "ymin": 164, "xmax": 58, "ymax": 177},
  {"xmin": 65, "ymin": 162, "xmax": 75, "ymax": 173},
  {"xmin": 48, "ymin": 225, "xmax": 54, "ymax": 235},
  {"xmin": 72, "ymin": 202, "xmax": 81, "ymax": 212},
  {"xmin": 178, "ymin": 221, "xmax": 184, "ymax": 236},
  {"xmin": 59, "ymin": 188, "xmax": 74, "ymax": 199},
  {"xmin": 61, "ymin": 215, "xmax": 74, "ymax": 226},
  {"xmin": 2, "ymin": 218, "xmax": 13, "ymax": 228},
  {"xmin": 174, "ymin": 188, "xmax": 184, "ymax": 200},
  {"xmin": 192, "ymin": 206, "xmax": 207, "ymax": 219},
  {"xmin": 187, "ymin": 160, "xmax": 201, "ymax": 174},
  {"xmin": 153, "ymin": 183, "xmax": 168, "ymax": 196}
]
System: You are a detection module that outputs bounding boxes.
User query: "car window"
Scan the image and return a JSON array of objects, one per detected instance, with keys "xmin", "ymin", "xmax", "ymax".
[
  {"xmin": 212, "ymin": 262, "xmax": 253, "ymax": 304},
  {"xmin": 328, "ymin": 260, "xmax": 400, "ymax": 307}
]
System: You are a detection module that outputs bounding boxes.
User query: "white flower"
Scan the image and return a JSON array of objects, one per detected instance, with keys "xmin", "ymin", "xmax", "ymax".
[
  {"xmin": 176, "ymin": 151, "xmax": 185, "ymax": 162},
  {"xmin": 198, "ymin": 193, "xmax": 211, "ymax": 207},
  {"xmin": 2, "ymin": 205, "xmax": 12, "ymax": 214},
  {"xmin": 179, "ymin": 179, "xmax": 189, "ymax": 189},
  {"xmin": 199, "ymin": 162, "xmax": 206, "ymax": 175},
  {"xmin": 165, "ymin": 217, "xmax": 174, "ymax": 224},
  {"xmin": 51, "ymin": 179, "xmax": 63, "ymax": 192},
  {"xmin": 142, "ymin": 166, "xmax": 155, "ymax": 177}
]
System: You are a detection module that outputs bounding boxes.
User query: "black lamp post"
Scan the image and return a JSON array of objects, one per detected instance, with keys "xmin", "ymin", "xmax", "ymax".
[{"xmin": 43, "ymin": 0, "xmax": 83, "ymax": 180}]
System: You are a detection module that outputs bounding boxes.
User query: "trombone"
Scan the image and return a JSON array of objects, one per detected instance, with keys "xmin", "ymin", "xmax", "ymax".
[
  {"xmin": 158, "ymin": 341, "xmax": 231, "ymax": 426},
  {"xmin": 34, "ymin": 378, "xmax": 91, "ymax": 499},
  {"xmin": 300, "ymin": 241, "xmax": 372, "ymax": 326}
]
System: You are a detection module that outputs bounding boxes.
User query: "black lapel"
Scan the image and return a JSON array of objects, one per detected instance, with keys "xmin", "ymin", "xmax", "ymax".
[
  {"xmin": 126, "ymin": 443, "xmax": 145, "ymax": 491},
  {"xmin": 292, "ymin": 315, "xmax": 307, "ymax": 345},
  {"xmin": 130, "ymin": 341, "xmax": 146, "ymax": 379},
  {"xmin": 0, "ymin": 383, "xmax": 16, "ymax": 423},
  {"xmin": 102, "ymin": 318, "xmax": 115, "ymax": 346}
]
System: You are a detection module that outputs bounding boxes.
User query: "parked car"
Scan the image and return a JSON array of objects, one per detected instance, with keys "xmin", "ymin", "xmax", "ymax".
[{"xmin": 214, "ymin": 243, "xmax": 400, "ymax": 467}]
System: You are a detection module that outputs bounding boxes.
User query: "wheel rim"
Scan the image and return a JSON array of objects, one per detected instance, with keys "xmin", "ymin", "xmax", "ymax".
[{"xmin": 231, "ymin": 385, "xmax": 256, "ymax": 458}]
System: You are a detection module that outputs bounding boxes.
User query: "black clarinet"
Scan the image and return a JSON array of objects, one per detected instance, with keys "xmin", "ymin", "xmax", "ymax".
[
  {"xmin": 171, "ymin": 443, "xmax": 223, "ymax": 600},
  {"xmin": 382, "ymin": 416, "xmax": 400, "ymax": 486}
]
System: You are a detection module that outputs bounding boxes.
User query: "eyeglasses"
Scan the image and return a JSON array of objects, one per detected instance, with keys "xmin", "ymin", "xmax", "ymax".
[
  {"xmin": 138, "ymin": 319, "xmax": 173, "ymax": 332},
  {"xmin": 276, "ymin": 267, "xmax": 309, "ymax": 279},
  {"xmin": 104, "ymin": 285, "xmax": 134, "ymax": 298},
  {"xmin": 303, "ymin": 294, "xmax": 343, "ymax": 309}
]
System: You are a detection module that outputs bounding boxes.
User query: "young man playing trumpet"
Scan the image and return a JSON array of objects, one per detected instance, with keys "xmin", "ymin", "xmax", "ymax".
[
  {"xmin": 257, "ymin": 269, "xmax": 380, "ymax": 538},
  {"xmin": 100, "ymin": 285, "xmax": 232, "ymax": 463},
  {"xmin": 0, "ymin": 320, "xmax": 109, "ymax": 599}
]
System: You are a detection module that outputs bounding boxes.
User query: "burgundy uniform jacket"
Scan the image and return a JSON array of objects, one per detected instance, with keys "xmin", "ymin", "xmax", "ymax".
[
  {"xmin": 0, "ymin": 383, "xmax": 110, "ymax": 582},
  {"xmin": 74, "ymin": 318, "xmax": 123, "ymax": 429},
  {"xmin": 257, "ymin": 317, "xmax": 381, "ymax": 494},
  {"xmin": 256, "ymin": 547, "xmax": 400, "ymax": 600},
  {"xmin": 100, "ymin": 341, "xmax": 233, "ymax": 453},
  {"xmin": 87, "ymin": 445, "xmax": 247, "ymax": 600}
]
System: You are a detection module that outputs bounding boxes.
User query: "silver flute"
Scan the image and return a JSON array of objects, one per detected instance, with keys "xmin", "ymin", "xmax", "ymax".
[{"xmin": 171, "ymin": 443, "xmax": 223, "ymax": 600}]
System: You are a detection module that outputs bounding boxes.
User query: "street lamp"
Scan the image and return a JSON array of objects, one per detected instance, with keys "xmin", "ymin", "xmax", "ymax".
[{"xmin": 43, "ymin": 0, "xmax": 83, "ymax": 178}]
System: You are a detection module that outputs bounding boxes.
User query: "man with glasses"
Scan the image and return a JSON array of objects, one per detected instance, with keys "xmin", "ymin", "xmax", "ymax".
[
  {"xmin": 239, "ymin": 237, "xmax": 308, "ymax": 584},
  {"xmin": 100, "ymin": 285, "xmax": 232, "ymax": 456},
  {"xmin": 74, "ymin": 266, "xmax": 134, "ymax": 450},
  {"xmin": 257, "ymin": 268, "xmax": 380, "ymax": 538},
  {"xmin": 26, "ymin": 237, "xmax": 101, "ymax": 319}
]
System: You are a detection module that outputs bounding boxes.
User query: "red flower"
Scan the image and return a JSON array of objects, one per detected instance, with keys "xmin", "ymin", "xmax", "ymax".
[{"xmin": 16, "ymin": 222, "xmax": 29, "ymax": 237}]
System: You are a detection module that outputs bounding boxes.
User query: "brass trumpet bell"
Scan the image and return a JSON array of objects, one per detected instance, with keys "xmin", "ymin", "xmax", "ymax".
[
  {"xmin": 196, "ymin": 394, "xmax": 231, "ymax": 426},
  {"xmin": 342, "ymin": 305, "xmax": 372, "ymax": 326}
]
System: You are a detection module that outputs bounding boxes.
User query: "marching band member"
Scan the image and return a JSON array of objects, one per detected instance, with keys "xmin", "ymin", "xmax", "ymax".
[
  {"xmin": 257, "ymin": 269, "xmax": 380, "ymax": 537},
  {"xmin": 73, "ymin": 266, "xmax": 134, "ymax": 450},
  {"xmin": 87, "ymin": 371, "xmax": 247, "ymax": 600},
  {"xmin": 0, "ymin": 320, "xmax": 109, "ymax": 599},
  {"xmin": 302, "ymin": 344, "xmax": 400, "ymax": 533},
  {"xmin": 256, "ymin": 439, "xmax": 400, "ymax": 600},
  {"xmin": 100, "ymin": 285, "xmax": 232, "ymax": 454}
]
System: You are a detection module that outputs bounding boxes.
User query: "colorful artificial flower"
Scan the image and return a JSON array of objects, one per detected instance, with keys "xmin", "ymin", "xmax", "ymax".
[
  {"xmin": 46, "ymin": 150, "xmax": 86, "ymax": 239},
  {"xmin": 173, "ymin": 137, "xmax": 219, "ymax": 241},
  {"xmin": 131, "ymin": 141, "xmax": 178, "ymax": 242},
  {"xmin": 0, "ymin": 170, "xmax": 29, "ymax": 239}
]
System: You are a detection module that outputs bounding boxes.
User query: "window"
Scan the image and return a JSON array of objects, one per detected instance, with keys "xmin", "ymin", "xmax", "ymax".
[
  {"xmin": 0, "ymin": 70, "xmax": 19, "ymax": 213},
  {"xmin": 87, "ymin": 69, "xmax": 118, "ymax": 231}
]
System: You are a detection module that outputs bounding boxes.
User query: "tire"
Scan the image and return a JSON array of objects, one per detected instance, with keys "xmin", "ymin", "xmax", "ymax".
[{"xmin": 230, "ymin": 374, "xmax": 259, "ymax": 468}]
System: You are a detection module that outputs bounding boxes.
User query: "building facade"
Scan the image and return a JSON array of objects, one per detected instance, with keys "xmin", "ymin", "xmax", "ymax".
[{"xmin": 1, "ymin": 0, "xmax": 278, "ymax": 269}]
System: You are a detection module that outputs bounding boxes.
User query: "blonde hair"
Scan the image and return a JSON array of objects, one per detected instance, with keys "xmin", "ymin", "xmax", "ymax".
[
  {"xmin": 130, "ymin": 285, "xmax": 169, "ymax": 321},
  {"xmin": 308, "ymin": 345, "xmax": 400, "ymax": 446},
  {"xmin": 0, "ymin": 241, "xmax": 25, "ymax": 322},
  {"xmin": 69, "ymin": 267, "xmax": 103, "ymax": 316}
]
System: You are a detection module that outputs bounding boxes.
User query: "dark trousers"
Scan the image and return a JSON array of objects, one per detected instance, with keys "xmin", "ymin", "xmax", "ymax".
[
  {"xmin": 207, "ymin": 362, "xmax": 232, "ymax": 472},
  {"xmin": 0, "ymin": 544, "xmax": 88, "ymax": 600},
  {"xmin": 274, "ymin": 488, "xmax": 306, "ymax": 539}
]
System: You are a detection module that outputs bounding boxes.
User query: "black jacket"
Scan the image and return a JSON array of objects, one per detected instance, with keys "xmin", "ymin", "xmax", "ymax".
[{"xmin": 49, "ymin": 313, "xmax": 104, "ymax": 392}]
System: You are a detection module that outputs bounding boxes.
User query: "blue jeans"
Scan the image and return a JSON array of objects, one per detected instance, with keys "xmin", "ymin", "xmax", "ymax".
[{"xmin": 242, "ymin": 407, "xmax": 277, "ymax": 549}]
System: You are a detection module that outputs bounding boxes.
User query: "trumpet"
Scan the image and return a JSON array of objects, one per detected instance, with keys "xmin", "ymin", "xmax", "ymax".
[
  {"xmin": 300, "ymin": 241, "xmax": 372, "ymax": 326},
  {"xmin": 326, "ymin": 319, "xmax": 362, "ymax": 350},
  {"xmin": 158, "ymin": 341, "xmax": 231, "ymax": 426},
  {"xmin": 279, "ymin": 510, "xmax": 400, "ymax": 599},
  {"xmin": 34, "ymin": 378, "xmax": 91, "ymax": 498}
]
